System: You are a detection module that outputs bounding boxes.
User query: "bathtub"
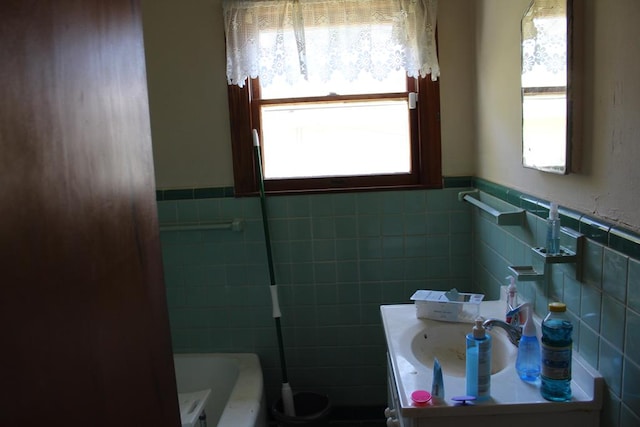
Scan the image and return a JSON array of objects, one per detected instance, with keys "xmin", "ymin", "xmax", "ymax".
[{"xmin": 173, "ymin": 353, "xmax": 267, "ymax": 427}]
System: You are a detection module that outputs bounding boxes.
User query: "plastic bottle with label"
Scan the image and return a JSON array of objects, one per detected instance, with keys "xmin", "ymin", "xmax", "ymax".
[
  {"xmin": 466, "ymin": 318, "xmax": 492, "ymax": 401},
  {"xmin": 541, "ymin": 302, "xmax": 573, "ymax": 401},
  {"xmin": 505, "ymin": 275, "xmax": 519, "ymax": 325}
]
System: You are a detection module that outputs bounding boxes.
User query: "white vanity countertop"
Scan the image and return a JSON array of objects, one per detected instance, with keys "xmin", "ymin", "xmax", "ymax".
[{"xmin": 381, "ymin": 299, "xmax": 604, "ymax": 418}]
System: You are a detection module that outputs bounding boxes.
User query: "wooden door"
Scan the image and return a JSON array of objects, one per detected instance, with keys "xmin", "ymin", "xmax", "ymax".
[{"xmin": 0, "ymin": 1, "xmax": 181, "ymax": 425}]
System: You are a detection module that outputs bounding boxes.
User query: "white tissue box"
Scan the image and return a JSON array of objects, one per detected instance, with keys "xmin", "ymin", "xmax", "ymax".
[{"xmin": 411, "ymin": 290, "xmax": 484, "ymax": 322}]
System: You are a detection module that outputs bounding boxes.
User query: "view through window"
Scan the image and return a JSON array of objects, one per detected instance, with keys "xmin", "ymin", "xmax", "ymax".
[{"xmin": 259, "ymin": 69, "xmax": 412, "ymax": 180}]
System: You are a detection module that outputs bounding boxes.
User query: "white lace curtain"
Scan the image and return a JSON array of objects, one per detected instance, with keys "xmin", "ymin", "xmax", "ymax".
[{"xmin": 223, "ymin": 0, "xmax": 439, "ymax": 88}]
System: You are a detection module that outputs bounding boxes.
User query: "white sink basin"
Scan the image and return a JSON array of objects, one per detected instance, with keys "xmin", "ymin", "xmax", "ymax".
[
  {"xmin": 410, "ymin": 320, "xmax": 514, "ymax": 377},
  {"xmin": 381, "ymin": 295, "xmax": 604, "ymax": 425}
]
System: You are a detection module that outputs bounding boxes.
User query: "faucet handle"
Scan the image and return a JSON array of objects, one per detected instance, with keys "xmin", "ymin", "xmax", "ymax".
[
  {"xmin": 507, "ymin": 302, "xmax": 529, "ymax": 327},
  {"xmin": 507, "ymin": 311, "xmax": 521, "ymax": 327}
]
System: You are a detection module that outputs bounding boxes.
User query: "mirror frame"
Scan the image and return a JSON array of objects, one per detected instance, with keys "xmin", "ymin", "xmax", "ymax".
[{"xmin": 521, "ymin": 0, "xmax": 582, "ymax": 174}]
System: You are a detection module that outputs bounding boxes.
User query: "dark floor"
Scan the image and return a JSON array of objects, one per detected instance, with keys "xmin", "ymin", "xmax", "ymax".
[
  {"xmin": 269, "ymin": 420, "xmax": 385, "ymax": 427},
  {"xmin": 268, "ymin": 405, "xmax": 387, "ymax": 427},
  {"xmin": 329, "ymin": 421, "xmax": 386, "ymax": 427}
]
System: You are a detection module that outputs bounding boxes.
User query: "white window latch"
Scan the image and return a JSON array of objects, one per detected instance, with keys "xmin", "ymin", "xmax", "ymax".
[{"xmin": 408, "ymin": 92, "xmax": 418, "ymax": 109}]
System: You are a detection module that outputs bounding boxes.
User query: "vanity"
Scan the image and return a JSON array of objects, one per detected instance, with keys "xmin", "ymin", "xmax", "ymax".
[{"xmin": 381, "ymin": 297, "xmax": 603, "ymax": 427}]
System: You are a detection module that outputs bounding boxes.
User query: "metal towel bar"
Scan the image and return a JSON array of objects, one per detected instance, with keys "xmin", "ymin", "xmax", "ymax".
[
  {"xmin": 458, "ymin": 190, "xmax": 524, "ymax": 226},
  {"xmin": 159, "ymin": 219, "xmax": 244, "ymax": 232}
]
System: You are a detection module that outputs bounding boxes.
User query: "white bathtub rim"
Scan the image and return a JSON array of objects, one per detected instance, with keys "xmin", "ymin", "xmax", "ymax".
[
  {"xmin": 174, "ymin": 352, "xmax": 266, "ymax": 427},
  {"xmin": 217, "ymin": 353, "xmax": 265, "ymax": 427}
]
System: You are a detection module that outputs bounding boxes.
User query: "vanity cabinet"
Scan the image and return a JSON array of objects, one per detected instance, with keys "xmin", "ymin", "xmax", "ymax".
[{"xmin": 385, "ymin": 355, "xmax": 406, "ymax": 427}]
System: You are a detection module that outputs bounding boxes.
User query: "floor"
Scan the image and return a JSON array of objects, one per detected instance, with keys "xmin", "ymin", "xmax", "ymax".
[
  {"xmin": 269, "ymin": 405, "xmax": 387, "ymax": 427},
  {"xmin": 329, "ymin": 421, "xmax": 386, "ymax": 427}
]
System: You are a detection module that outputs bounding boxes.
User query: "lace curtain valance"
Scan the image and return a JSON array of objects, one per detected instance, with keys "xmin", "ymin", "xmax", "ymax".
[{"xmin": 222, "ymin": 0, "xmax": 439, "ymax": 88}]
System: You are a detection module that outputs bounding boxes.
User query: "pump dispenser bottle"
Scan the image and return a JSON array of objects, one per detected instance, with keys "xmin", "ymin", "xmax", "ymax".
[
  {"xmin": 516, "ymin": 304, "xmax": 541, "ymax": 382},
  {"xmin": 546, "ymin": 203, "xmax": 561, "ymax": 255},
  {"xmin": 505, "ymin": 276, "xmax": 518, "ymax": 325},
  {"xmin": 466, "ymin": 318, "xmax": 492, "ymax": 401}
]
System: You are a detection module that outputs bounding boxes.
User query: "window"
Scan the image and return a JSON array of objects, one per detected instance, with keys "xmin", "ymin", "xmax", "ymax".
[
  {"xmin": 223, "ymin": 0, "xmax": 442, "ymax": 195},
  {"xmin": 228, "ymin": 72, "xmax": 441, "ymax": 195}
]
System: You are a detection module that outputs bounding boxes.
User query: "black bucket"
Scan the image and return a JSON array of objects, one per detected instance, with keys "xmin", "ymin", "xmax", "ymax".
[{"xmin": 272, "ymin": 392, "xmax": 331, "ymax": 427}]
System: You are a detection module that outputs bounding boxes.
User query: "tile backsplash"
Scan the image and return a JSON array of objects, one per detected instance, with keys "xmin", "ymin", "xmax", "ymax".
[
  {"xmin": 157, "ymin": 179, "xmax": 640, "ymax": 425},
  {"xmin": 469, "ymin": 178, "xmax": 640, "ymax": 426}
]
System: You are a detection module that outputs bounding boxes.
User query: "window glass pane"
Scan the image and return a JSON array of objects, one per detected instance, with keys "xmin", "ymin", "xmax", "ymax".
[
  {"xmin": 261, "ymin": 68, "xmax": 408, "ymax": 99},
  {"xmin": 261, "ymin": 100, "xmax": 410, "ymax": 179},
  {"xmin": 522, "ymin": 93, "xmax": 567, "ymax": 168}
]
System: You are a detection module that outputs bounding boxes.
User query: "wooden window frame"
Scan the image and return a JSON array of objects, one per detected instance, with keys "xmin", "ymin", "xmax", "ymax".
[{"xmin": 227, "ymin": 75, "xmax": 441, "ymax": 196}]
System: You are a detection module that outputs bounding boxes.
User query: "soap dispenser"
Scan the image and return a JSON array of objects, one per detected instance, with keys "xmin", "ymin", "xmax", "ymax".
[
  {"xmin": 466, "ymin": 318, "xmax": 492, "ymax": 401},
  {"xmin": 505, "ymin": 276, "xmax": 518, "ymax": 325},
  {"xmin": 516, "ymin": 304, "xmax": 541, "ymax": 382},
  {"xmin": 546, "ymin": 202, "xmax": 561, "ymax": 255}
]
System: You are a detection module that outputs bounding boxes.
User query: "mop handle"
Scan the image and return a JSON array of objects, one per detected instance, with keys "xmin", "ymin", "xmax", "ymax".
[
  {"xmin": 253, "ymin": 129, "xmax": 295, "ymax": 417},
  {"xmin": 253, "ymin": 129, "xmax": 274, "ymax": 272}
]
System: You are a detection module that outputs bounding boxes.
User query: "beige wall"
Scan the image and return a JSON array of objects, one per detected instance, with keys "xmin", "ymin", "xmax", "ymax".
[
  {"xmin": 142, "ymin": 0, "xmax": 640, "ymax": 232},
  {"xmin": 142, "ymin": 0, "xmax": 233, "ymax": 189},
  {"xmin": 475, "ymin": 0, "xmax": 640, "ymax": 233},
  {"xmin": 438, "ymin": 0, "xmax": 477, "ymax": 176}
]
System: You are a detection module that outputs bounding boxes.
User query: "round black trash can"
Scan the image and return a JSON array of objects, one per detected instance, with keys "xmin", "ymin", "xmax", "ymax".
[{"xmin": 272, "ymin": 392, "xmax": 331, "ymax": 427}]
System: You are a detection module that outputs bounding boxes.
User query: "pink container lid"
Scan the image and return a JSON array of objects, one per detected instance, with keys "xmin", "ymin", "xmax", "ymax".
[{"xmin": 411, "ymin": 390, "xmax": 432, "ymax": 406}]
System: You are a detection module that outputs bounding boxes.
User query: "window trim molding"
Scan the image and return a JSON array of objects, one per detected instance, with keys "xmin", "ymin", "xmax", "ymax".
[{"xmin": 227, "ymin": 76, "xmax": 442, "ymax": 197}]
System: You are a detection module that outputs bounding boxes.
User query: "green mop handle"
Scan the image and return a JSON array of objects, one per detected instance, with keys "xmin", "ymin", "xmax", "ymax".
[{"xmin": 252, "ymin": 130, "xmax": 296, "ymax": 416}]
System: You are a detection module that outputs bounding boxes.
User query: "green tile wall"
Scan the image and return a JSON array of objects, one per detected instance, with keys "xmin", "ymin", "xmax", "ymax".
[
  {"xmin": 470, "ymin": 178, "xmax": 640, "ymax": 426},
  {"xmin": 157, "ymin": 187, "xmax": 473, "ymax": 407},
  {"xmin": 157, "ymin": 178, "xmax": 640, "ymax": 425}
]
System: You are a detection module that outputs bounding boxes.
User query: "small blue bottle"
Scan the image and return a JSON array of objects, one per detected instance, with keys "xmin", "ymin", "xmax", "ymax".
[
  {"xmin": 466, "ymin": 318, "xmax": 492, "ymax": 401},
  {"xmin": 516, "ymin": 304, "xmax": 540, "ymax": 382},
  {"xmin": 541, "ymin": 302, "xmax": 573, "ymax": 401}
]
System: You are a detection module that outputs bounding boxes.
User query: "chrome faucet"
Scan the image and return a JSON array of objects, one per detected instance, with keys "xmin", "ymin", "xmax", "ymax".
[{"xmin": 482, "ymin": 318, "xmax": 522, "ymax": 347}]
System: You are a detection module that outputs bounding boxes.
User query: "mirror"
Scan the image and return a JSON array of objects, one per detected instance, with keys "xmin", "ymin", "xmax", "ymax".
[{"xmin": 521, "ymin": 0, "xmax": 581, "ymax": 174}]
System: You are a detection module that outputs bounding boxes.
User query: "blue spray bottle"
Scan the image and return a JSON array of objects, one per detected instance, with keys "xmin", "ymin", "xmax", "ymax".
[{"xmin": 516, "ymin": 303, "xmax": 541, "ymax": 382}]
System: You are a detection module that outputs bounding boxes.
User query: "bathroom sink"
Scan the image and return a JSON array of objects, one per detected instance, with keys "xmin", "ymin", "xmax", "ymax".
[
  {"xmin": 410, "ymin": 320, "xmax": 514, "ymax": 377},
  {"xmin": 381, "ymin": 297, "xmax": 604, "ymax": 425}
]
